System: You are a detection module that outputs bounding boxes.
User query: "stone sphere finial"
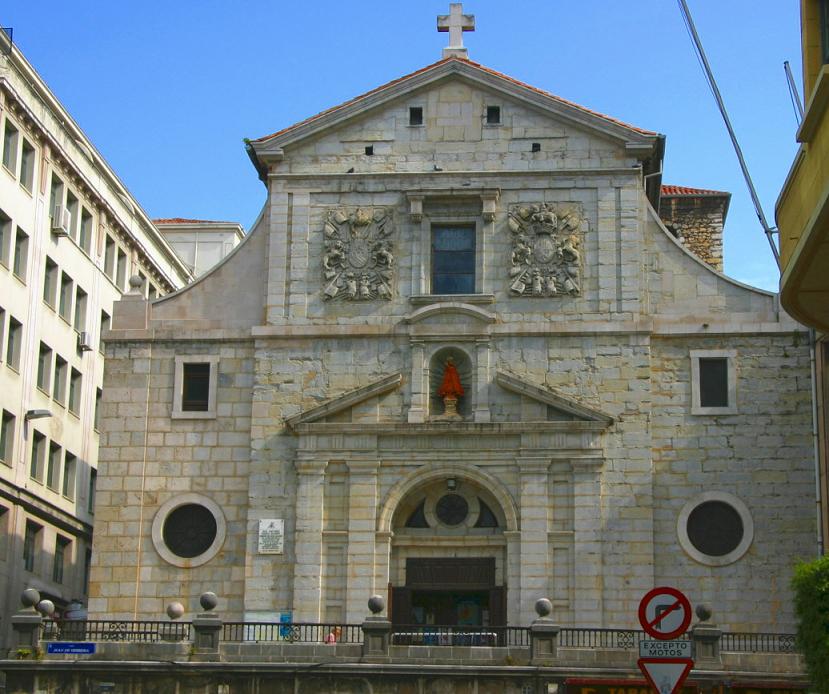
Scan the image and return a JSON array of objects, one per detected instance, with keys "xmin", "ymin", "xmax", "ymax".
[
  {"xmin": 368, "ymin": 595, "xmax": 385, "ymax": 614},
  {"xmin": 535, "ymin": 598, "xmax": 553, "ymax": 618},
  {"xmin": 166, "ymin": 602, "xmax": 185, "ymax": 620},
  {"xmin": 21, "ymin": 588, "xmax": 40, "ymax": 608},
  {"xmin": 128, "ymin": 274, "xmax": 144, "ymax": 293},
  {"xmin": 36, "ymin": 599, "xmax": 55, "ymax": 617},
  {"xmin": 199, "ymin": 592, "xmax": 218, "ymax": 612},
  {"xmin": 695, "ymin": 604, "xmax": 712, "ymax": 622}
]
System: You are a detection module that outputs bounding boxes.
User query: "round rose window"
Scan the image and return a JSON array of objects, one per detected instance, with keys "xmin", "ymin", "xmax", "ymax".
[{"xmin": 435, "ymin": 494, "xmax": 469, "ymax": 526}]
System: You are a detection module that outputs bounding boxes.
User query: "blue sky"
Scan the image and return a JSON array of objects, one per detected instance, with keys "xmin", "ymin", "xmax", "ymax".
[{"xmin": 3, "ymin": 2, "xmax": 801, "ymax": 291}]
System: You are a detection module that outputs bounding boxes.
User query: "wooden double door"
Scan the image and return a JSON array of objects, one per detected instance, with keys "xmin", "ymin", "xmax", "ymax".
[{"xmin": 390, "ymin": 557, "xmax": 506, "ymax": 628}]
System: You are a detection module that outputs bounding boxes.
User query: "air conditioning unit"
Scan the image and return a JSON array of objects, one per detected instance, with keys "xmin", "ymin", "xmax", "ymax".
[
  {"xmin": 77, "ymin": 331, "xmax": 94, "ymax": 352},
  {"xmin": 51, "ymin": 206, "xmax": 71, "ymax": 237}
]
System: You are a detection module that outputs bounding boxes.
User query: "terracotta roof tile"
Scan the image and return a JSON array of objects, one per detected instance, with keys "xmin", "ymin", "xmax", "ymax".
[
  {"xmin": 153, "ymin": 217, "xmax": 238, "ymax": 225},
  {"xmin": 661, "ymin": 185, "xmax": 730, "ymax": 197},
  {"xmin": 252, "ymin": 56, "xmax": 656, "ymax": 144}
]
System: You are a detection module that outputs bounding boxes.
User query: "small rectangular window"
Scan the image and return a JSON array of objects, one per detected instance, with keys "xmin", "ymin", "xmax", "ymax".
[
  {"xmin": 69, "ymin": 368, "xmax": 82, "ymax": 415},
  {"xmin": 43, "ymin": 257, "xmax": 58, "ymax": 307},
  {"xmin": 53, "ymin": 536, "xmax": 70, "ymax": 583},
  {"xmin": 0, "ymin": 209, "xmax": 10, "ymax": 266},
  {"xmin": 182, "ymin": 363, "xmax": 211, "ymax": 411},
  {"xmin": 431, "ymin": 225, "xmax": 476, "ymax": 294},
  {"xmin": 409, "ymin": 106, "xmax": 424, "ymax": 126},
  {"xmin": 23, "ymin": 520, "xmax": 41, "ymax": 572},
  {"xmin": 13, "ymin": 227, "xmax": 28, "ymax": 281},
  {"xmin": 6, "ymin": 316, "xmax": 22, "ymax": 370},
  {"xmin": 173, "ymin": 356, "xmax": 219, "ymax": 419},
  {"xmin": 49, "ymin": 174, "xmax": 64, "ymax": 219},
  {"xmin": 99, "ymin": 310, "xmax": 110, "ymax": 352},
  {"xmin": 62, "ymin": 452, "xmax": 76, "ymax": 500},
  {"xmin": 699, "ymin": 357, "xmax": 729, "ymax": 407},
  {"xmin": 19, "ymin": 139, "xmax": 35, "ymax": 191},
  {"xmin": 53, "ymin": 355, "xmax": 68, "ymax": 404},
  {"xmin": 116, "ymin": 249, "xmax": 127, "ymax": 289},
  {"xmin": 94, "ymin": 387, "xmax": 102, "ymax": 431},
  {"xmin": 2, "ymin": 119, "xmax": 18, "ymax": 171},
  {"xmin": 486, "ymin": 105, "xmax": 501, "ymax": 125},
  {"xmin": 66, "ymin": 192, "xmax": 79, "ymax": 241},
  {"xmin": 29, "ymin": 431, "xmax": 45, "ymax": 481},
  {"xmin": 47, "ymin": 442, "xmax": 62, "ymax": 491},
  {"xmin": 88, "ymin": 468, "xmax": 97, "ymax": 514},
  {"xmin": 104, "ymin": 236, "xmax": 116, "ymax": 277},
  {"xmin": 83, "ymin": 547, "xmax": 92, "ymax": 593},
  {"xmin": 37, "ymin": 342, "xmax": 52, "ymax": 392},
  {"xmin": 79, "ymin": 208, "xmax": 93, "ymax": 254},
  {"xmin": 74, "ymin": 286, "xmax": 88, "ymax": 332},
  {"xmin": 0, "ymin": 410, "xmax": 14, "ymax": 466},
  {"xmin": 59, "ymin": 272, "xmax": 73, "ymax": 322},
  {"xmin": 691, "ymin": 349, "xmax": 737, "ymax": 415}
]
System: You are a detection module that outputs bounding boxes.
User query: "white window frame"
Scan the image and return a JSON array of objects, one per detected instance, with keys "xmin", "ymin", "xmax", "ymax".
[
  {"xmin": 172, "ymin": 355, "xmax": 219, "ymax": 419},
  {"xmin": 676, "ymin": 491, "xmax": 754, "ymax": 567},
  {"xmin": 690, "ymin": 349, "xmax": 737, "ymax": 415},
  {"xmin": 151, "ymin": 493, "xmax": 226, "ymax": 568}
]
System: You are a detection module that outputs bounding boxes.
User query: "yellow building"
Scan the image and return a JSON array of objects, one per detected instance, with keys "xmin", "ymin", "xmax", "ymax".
[{"xmin": 776, "ymin": 0, "xmax": 829, "ymax": 553}]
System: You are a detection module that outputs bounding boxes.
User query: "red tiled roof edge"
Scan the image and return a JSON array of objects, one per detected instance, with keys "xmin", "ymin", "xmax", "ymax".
[
  {"xmin": 660, "ymin": 185, "xmax": 730, "ymax": 197},
  {"xmin": 251, "ymin": 56, "xmax": 657, "ymax": 144},
  {"xmin": 153, "ymin": 217, "xmax": 239, "ymax": 225}
]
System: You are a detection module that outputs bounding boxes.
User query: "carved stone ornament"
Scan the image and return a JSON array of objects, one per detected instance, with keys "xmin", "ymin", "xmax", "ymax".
[
  {"xmin": 507, "ymin": 203, "xmax": 582, "ymax": 297},
  {"xmin": 322, "ymin": 207, "xmax": 395, "ymax": 301}
]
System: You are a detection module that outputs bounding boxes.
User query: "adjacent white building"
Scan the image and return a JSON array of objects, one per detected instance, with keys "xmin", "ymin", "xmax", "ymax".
[
  {"xmin": 154, "ymin": 218, "xmax": 245, "ymax": 278},
  {"xmin": 0, "ymin": 31, "xmax": 193, "ymax": 646}
]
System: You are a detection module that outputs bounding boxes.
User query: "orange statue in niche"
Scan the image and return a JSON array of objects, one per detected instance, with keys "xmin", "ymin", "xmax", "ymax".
[
  {"xmin": 438, "ymin": 358, "xmax": 464, "ymax": 398},
  {"xmin": 437, "ymin": 358, "xmax": 464, "ymax": 419}
]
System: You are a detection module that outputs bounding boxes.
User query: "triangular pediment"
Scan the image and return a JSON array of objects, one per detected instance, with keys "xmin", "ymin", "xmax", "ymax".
[
  {"xmin": 495, "ymin": 370, "xmax": 614, "ymax": 426},
  {"xmin": 250, "ymin": 57, "xmax": 659, "ymax": 163},
  {"xmin": 285, "ymin": 373, "xmax": 402, "ymax": 429}
]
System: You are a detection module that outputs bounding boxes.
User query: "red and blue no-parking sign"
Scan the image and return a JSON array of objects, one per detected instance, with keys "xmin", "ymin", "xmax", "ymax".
[{"xmin": 638, "ymin": 586, "xmax": 693, "ymax": 641}]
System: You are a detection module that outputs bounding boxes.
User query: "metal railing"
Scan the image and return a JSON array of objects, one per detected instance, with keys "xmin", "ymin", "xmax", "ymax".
[
  {"xmin": 41, "ymin": 620, "xmax": 191, "ymax": 643},
  {"xmin": 389, "ymin": 624, "xmax": 529, "ymax": 647},
  {"xmin": 720, "ymin": 632, "xmax": 797, "ymax": 653},
  {"xmin": 222, "ymin": 622, "xmax": 362, "ymax": 644},
  {"xmin": 558, "ymin": 628, "xmax": 692, "ymax": 650},
  {"xmin": 35, "ymin": 619, "xmax": 798, "ymax": 654}
]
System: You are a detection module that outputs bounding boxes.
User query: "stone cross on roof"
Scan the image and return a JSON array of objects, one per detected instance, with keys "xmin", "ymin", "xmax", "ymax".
[{"xmin": 437, "ymin": 3, "xmax": 475, "ymax": 59}]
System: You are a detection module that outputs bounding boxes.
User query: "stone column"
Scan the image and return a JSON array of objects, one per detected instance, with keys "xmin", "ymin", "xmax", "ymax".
[
  {"xmin": 518, "ymin": 458, "xmax": 551, "ymax": 625},
  {"xmin": 572, "ymin": 461, "xmax": 603, "ymax": 626},
  {"xmin": 345, "ymin": 460, "xmax": 380, "ymax": 623},
  {"xmin": 408, "ymin": 341, "xmax": 426, "ymax": 423},
  {"xmin": 292, "ymin": 456, "xmax": 328, "ymax": 621},
  {"xmin": 473, "ymin": 340, "xmax": 491, "ymax": 422}
]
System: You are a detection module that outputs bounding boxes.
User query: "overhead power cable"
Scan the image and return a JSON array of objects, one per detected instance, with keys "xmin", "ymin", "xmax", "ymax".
[{"xmin": 676, "ymin": 0, "xmax": 781, "ymax": 268}]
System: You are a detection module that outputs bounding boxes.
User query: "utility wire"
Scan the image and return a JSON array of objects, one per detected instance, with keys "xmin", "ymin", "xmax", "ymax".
[{"xmin": 676, "ymin": 0, "xmax": 781, "ymax": 267}]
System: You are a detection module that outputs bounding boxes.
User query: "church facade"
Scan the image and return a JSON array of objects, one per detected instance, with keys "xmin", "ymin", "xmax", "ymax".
[{"xmin": 89, "ymin": 45, "xmax": 815, "ymax": 632}]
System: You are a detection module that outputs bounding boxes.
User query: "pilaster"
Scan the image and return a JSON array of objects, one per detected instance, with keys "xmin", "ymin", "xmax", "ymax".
[
  {"xmin": 572, "ymin": 462, "xmax": 603, "ymax": 626},
  {"xmin": 292, "ymin": 456, "xmax": 328, "ymax": 621},
  {"xmin": 518, "ymin": 457, "xmax": 551, "ymax": 624},
  {"xmin": 345, "ymin": 459, "xmax": 381, "ymax": 622}
]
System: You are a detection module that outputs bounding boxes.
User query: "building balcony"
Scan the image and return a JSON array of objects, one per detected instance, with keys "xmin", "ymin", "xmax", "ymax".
[{"xmin": 777, "ymin": 64, "xmax": 829, "ymax": 331}]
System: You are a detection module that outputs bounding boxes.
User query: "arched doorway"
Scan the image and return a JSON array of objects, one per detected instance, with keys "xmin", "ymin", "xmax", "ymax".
[{"xmin": 386, "ymin": 471, "xmax": 511, "ymax": 629}]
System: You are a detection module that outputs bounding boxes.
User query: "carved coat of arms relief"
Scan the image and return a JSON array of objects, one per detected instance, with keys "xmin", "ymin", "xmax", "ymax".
[
  {"xmin": 507, "ymin": 203, "xmax": 583, "ymax": 297},
  {"xmin": 322, "ymin": 207, "xmax": 395, "ymax": 301}
]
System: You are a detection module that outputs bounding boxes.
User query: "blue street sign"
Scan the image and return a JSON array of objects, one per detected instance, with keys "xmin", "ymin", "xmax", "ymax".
[{"xmin": 46, "ymin": 642, "xmax": 96, "ymax": 654}]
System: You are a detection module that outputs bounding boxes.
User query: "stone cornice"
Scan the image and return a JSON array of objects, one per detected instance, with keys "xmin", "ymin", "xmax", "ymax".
[
  {"xmin": 285, "ymin": 373, "xmax": 403, "ymax": 429},
  {"xmin": 496, "ymin": 371, "xmax": 614, "ymax": 426}
]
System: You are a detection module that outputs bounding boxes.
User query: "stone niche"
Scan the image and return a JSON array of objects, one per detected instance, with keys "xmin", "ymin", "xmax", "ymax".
[{"xmin": 429, "ymin": 345, "xmax": 474, "ymax": 419}]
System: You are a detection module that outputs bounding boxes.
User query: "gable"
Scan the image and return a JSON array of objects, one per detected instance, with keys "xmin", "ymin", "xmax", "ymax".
[
  {"xmin": 250, "ymin": 59, "xmax": 660, "ymax": 176},
  {"xmin": 495, "ymin": 370, "xmax": 614, "ymax": 425}
]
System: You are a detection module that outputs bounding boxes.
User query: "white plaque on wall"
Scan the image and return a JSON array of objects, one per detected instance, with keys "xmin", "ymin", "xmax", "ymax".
[{"xmin": 258, "ymin": 519, "xmax": 284, "ymax": 554}]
